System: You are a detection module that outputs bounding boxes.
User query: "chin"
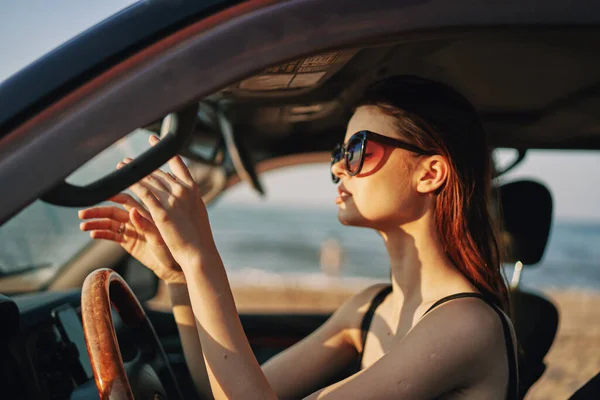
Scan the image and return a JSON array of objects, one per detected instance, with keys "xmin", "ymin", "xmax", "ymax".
[
  {"xmin": 337, "ymin": 207, "xmax": 373, "ymax": 228},
  {"xmin": 336, "ymin": 206, "xmax": 356, "ymax": 226},
  {"xmin": 337, "ymin": 202, "xmax": 405, "ymax": 231}
]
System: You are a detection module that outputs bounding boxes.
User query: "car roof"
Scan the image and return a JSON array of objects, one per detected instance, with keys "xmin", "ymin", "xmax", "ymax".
[
  {"xmin": 213, "ymin": 28, "xmax": 600, "ymax": 156},
  {"xmin": 1, "ymin": 0, "xmax": 600, "ymax": 222},
  {"xmin": 2, "ymin": 0, "xmax": 600, "ymax": 153}
]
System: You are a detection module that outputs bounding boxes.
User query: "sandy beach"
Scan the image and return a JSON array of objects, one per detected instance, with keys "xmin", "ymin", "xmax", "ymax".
[
  {"xmin": 526, "ymin": 290, "xmax": 600, "ymax": 399},
  {"xmin": 231, "ymin": 283, "xmax": 600, "ymax": 399}
]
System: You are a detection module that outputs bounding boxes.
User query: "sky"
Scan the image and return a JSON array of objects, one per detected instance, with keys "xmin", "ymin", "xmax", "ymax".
[
  {"xmin": 2, "ymin": 0, "xmax": 600, "ymax": 221},
  {"xmin": 0, "ymin": 0, "xmax": 136, "ymax": 82}
]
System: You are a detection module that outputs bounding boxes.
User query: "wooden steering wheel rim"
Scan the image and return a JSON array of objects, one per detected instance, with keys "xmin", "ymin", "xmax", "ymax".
[{"xmin": 81, "ymin": 268, "xmax": 173, "ymax": 400}]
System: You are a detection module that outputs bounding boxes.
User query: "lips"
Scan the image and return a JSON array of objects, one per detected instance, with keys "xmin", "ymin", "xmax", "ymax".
[
  {"xmin": 336, "ymin": 185, "xmax": 352, "ymax": 204},
  {"xmin": 338, "ymin": 185, "xmax": 352, "ymax": 196}
]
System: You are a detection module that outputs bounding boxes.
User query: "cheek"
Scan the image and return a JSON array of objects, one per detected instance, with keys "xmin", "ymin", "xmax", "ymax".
[
  {"xmin": 338, "ymin": 150, "xmax": 425, "ymax": 227},
  {"xmin": 352, "ymin": 163, "xmax": 415, "ymax": 220}
]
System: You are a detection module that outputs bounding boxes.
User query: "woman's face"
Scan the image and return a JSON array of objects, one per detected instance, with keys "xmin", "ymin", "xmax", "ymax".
[{"xmin": 332, "ymin": 105, "xmax": 428, "ymax": 230}]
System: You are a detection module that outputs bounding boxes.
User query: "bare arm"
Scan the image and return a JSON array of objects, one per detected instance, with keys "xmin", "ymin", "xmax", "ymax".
[
  {"xmin": 182, "ymin": 255, "xmax": 382, "ymax": 399},
  {"xmin": 261, "ymin": 285, "xmax": 387, "ymax": 398},
  {"xmin": 261, "ymin": 317, "xmax": 355, "ymax": 398},
  {"xmin": 170, "ymin": 271, "xmax": 383, "ymax": 398},
  {"xmin": 167, "ymin": 282, "xmax": 214, "ymax": 399},
  {"xmin": 169, "ymin": 274, "xmax": 360, "ymax": 399}
]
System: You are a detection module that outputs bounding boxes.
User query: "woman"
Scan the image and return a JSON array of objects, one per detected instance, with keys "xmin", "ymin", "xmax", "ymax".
[{"xmin": 79, "ymin": 76, "xmax": 518, "ymax": 399}]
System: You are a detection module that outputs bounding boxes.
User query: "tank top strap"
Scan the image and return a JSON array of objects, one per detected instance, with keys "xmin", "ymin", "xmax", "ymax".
[
  {"xmin": 356, "ymin": 284, "xmax": 392, "ymax": 370},
  {"xmin": 421, "ymin": 292, "xmax": 485, "ymax": 318}
]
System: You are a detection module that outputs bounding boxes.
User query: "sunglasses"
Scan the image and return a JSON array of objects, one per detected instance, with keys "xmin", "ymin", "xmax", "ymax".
[{"xmin": 330, "ymin": 130, "xmax": 430, "ymax": 183}]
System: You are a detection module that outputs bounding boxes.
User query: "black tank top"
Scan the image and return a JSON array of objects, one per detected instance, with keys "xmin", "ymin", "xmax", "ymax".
[{"xmin": 355, "ymin": 285, "xmax": 519, "ymax": 400}]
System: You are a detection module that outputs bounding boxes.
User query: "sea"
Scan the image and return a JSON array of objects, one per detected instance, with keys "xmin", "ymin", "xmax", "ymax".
[
  {"xmin": 0, "ymin": 200, "xmax": 599, "ymax": 293},
  {"xmin": 207, "ymin": 204, "xmax": 600, "ymax": 293}
]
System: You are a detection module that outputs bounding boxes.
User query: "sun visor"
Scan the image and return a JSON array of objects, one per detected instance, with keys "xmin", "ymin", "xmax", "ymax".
[{"xmin": 228, "ymin": 50, "xmax": 357, "ymax": 93}]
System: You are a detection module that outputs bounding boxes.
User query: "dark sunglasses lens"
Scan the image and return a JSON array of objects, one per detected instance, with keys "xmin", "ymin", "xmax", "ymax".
[
  {"xmin": 331, "ymin": 147, "xmax": 342, "ymax": 164},
  {"xmin": 331, "ymin": 147, "xmax": 341, "ymax": 183},
  {"xmin": 346, "ymin": 136, "xmax": 363, "ymax": 174}
]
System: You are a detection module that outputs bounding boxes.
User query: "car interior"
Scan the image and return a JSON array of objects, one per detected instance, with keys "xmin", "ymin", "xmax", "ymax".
[
  {"xmin": 498, "ymin": 179, "xmax": 558, "ymax": 398},
  {"xmin": 0, "ymin": 1, "xmax": 599, "ymax": 399}
]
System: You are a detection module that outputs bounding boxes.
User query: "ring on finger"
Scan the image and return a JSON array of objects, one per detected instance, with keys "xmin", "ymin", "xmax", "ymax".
[{"xmin": 117, "ymin": 223, "xmax": 124, "ymax": 234}]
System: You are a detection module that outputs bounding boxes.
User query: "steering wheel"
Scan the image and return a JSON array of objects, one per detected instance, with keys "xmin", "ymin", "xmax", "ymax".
[{"xmin": 81, "ymin": 269, "xmax": 184, "ymax": 400}]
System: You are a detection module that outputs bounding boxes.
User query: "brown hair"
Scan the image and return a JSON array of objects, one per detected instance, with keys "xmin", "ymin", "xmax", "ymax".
[{"xmin": 357, "ymin": 75, "xmax": 509, "ymax": 311}]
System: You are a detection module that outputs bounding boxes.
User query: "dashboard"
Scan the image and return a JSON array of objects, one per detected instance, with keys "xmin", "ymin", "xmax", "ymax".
[
  {"xmin": 0, "ymin": 286, "xmax": 313, "ymax": 400},
  {"xmin": 0, "ymin": 291, "xmax": 104, "ymax": 400}
]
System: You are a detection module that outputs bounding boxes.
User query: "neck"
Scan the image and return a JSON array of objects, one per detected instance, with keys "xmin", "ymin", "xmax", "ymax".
[{"xmin": 379, "ymin": 210, "xmax": 467, "ymax": 309}]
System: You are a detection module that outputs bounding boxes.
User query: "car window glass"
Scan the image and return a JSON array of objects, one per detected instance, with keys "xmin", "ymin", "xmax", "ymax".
[
  {"xmin": 0, "ymin": 129, "xmax": 149, "ymax": 277},
  {"xmin": 494, "ymin": 149, "xmax": 600, "ymax": 292},
  {"xmin": 211, "ymin": 151, "xmax": 600, "ymax": 312},
  {"xmin": 209, "ymin": 163, "xmax": 391, "ymax": 310}
]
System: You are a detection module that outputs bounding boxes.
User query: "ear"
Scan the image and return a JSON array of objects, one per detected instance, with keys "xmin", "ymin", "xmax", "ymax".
[{"xmin": 414, "ymin": 155, "xmax": 448, "ymax": 194}]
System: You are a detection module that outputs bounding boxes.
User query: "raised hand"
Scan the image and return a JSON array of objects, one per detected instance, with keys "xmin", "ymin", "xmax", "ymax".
[
  {"xmin": 78, "ymin": 138, "xmax": 186, "ymax": 284},
  {"xmin": 121, "ymin": 135, "xmax": 217, "ymax": 272}
]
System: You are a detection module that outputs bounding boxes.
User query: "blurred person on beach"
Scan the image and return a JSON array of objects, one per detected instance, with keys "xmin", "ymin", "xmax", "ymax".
[
  {"xmin": 79, "ymin": 76, "xmax": 517, "ymax": 399},
  {"xmin": 319, "ymin": 233, "xmax": 344, "ymax": 277}
]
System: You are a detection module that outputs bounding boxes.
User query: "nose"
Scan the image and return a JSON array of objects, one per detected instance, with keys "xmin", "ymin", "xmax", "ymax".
[{"xmin": 331, "ymin": 157, "xmax": 347, "ymax": 182}]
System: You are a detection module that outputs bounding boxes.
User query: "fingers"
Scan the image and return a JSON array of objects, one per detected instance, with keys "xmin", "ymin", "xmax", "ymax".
[
  {"xmin": 119, "ymin": 158, "xmax": 170, "ymax": 193},
  {"xmin": 114, "ymin": 135, "xmax": 195, "ymax": 221},
  {"xmin": 78, "ymin": 206, "xmax": 129, "ymax": 222},
  {"xmin": 120, "ymin": 154, "xmax": 185, "ymax": 212},
  {"xmin": 129, "ymin": 207, "xmax": 149, "ymax": 230},
  {"xmin": 89, "ymin": 230, "xmax": 123, "ymax": 242},
  {"xmin": 111, "ymin": 193, "xmax": 162, "ymax": 243},
  {"xmin": 127, "ymin": 175, "xmax": 170, "ymax": 216},
  {"xmin": 149, "ymin": 135, "xmax": 195, "ymax": 185},
  {"xmin": 149, "ymin": 167, "xmax": 180, "ymax": 191},
  {"xmin": 79, "ymin": 217, "xmax": 127, "ymax": 244},
  {"xmin": 110, "ymin": 192, "xmax": 152, "ymax": 221},
  {"xmin": 130, "ymin": 208, "xmax": 163, "ymax": 244},
  {"xmin": 117, "ymin": 158, "xmax": 169, "ymax": 201},
  {"xmin": 79, "ymin": 218, "xmax": 122, "ymax": 233}
]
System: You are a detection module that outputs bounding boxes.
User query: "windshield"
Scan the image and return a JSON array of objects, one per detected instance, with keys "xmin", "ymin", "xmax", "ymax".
[{"xmin": 0, "ymin": 130, "xmax": 150, "ymax": 277}]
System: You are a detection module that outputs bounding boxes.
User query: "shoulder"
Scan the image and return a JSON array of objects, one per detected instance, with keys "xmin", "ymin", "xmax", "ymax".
[
  {"xmin": 422, "ymin": 296, "xmax": 505, "ymax": 338},
  {"xmin": 414, "ymin": 296, "xmax": 508, "ymax": 372},
  {"xmin": 328, "ymin": 283, "xmax": 391, "ymax": 347}
]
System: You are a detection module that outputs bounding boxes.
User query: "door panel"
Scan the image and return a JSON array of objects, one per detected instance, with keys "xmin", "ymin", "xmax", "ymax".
[
  {"xmin": 241, "ymin": 313, "xmax": 330, "ymax": 364},
  {"xmin": 146, "ymin": 308, "xmax": 330, "ymax": 363},
  {"xmin": 146, "ymin": 308, "xmax": 358, "ymax": 395}
]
